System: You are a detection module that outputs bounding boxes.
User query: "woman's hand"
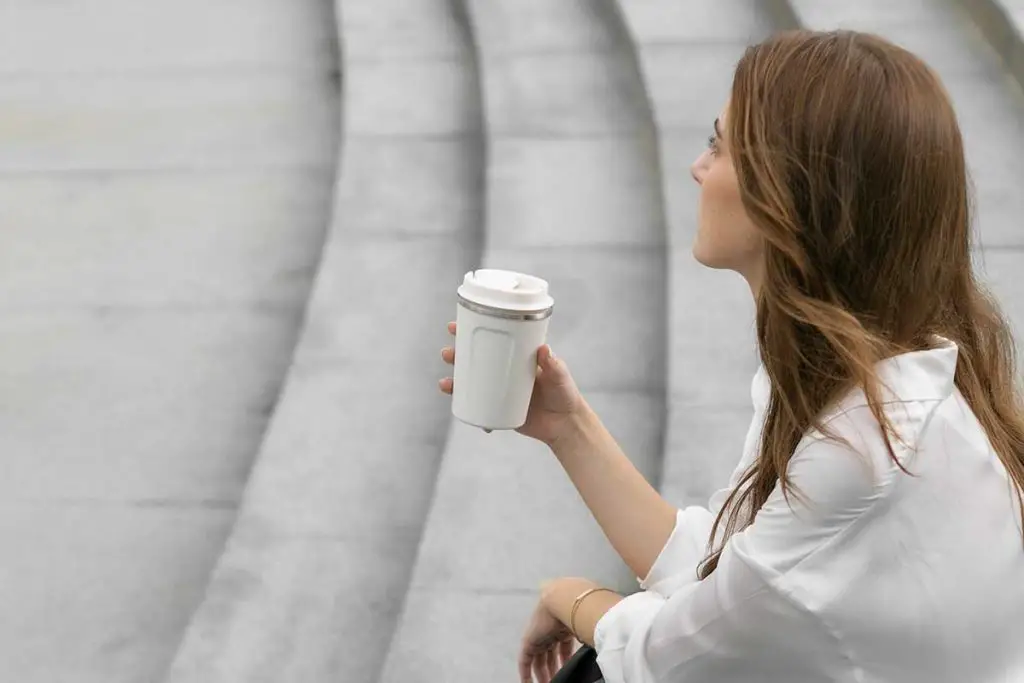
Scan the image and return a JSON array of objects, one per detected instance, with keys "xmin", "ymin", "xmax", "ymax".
[
  {"xmin": 518, "ymin": 594, "xmax": 576, "ymax": 683},
  {"xmin": 438, "ymin": 321, "xmax": 585, "ymax": 447}
]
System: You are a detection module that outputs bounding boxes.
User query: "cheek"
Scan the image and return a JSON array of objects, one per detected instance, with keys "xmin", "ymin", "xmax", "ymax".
[
  {"xmin": 694, "ymin": 165, "xmax": 761, "ymax": 266},
  {"xmin": 697, "ymin": 165, "xmax": 742, "ymax": 239}
]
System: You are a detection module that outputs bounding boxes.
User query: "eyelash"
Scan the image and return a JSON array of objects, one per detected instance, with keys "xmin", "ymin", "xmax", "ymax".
[{"xmin": 707, "ymin": 135, "xmax": 720, "ymax": 155}]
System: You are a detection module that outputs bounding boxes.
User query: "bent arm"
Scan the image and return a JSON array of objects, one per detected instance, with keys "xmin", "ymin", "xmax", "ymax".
[
  {"xmin": 552, "ymin": 400, "xmax": 678, "ymax": 581},
  {"xmin": 594, "ymin": 422, "xmax": 891, "ymax": 682},
  {"xmin": 552, "ymin": 367, "xmax": 769, "ymax": 586}
]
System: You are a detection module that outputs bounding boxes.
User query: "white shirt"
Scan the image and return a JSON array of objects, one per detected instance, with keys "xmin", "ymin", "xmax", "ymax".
[{"xmin": 594, "ymin": 338, "xmax": 1024, "ymax": 682}]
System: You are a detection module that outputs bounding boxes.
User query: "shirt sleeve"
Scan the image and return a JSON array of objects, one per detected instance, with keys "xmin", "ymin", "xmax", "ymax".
[
  {"xmin": 637, "ymin": 506, "xmax": 716, "ymax": 597},
  {"xmin": 638, "ymin": 366, "xmax": 770, "ymax": 597},
  {"xmin": 594, "ymin": 406, "xmax": 896, "ymax": 683}
]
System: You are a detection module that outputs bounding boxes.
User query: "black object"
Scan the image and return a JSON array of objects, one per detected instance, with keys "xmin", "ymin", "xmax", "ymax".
[{"xmin": 550, "ymin": 645, "xmax": 603, "ymax": 683}]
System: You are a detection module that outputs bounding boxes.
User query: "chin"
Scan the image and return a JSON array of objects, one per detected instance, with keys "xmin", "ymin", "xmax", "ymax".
[{"xmin": 691, "ymin": 240, "xmax": 730, "ymax": 270}]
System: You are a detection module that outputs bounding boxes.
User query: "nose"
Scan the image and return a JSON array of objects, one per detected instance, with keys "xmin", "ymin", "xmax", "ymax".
[{"xmin": 691, "ymin": 150, "xmax": 710, "ymax": 184}]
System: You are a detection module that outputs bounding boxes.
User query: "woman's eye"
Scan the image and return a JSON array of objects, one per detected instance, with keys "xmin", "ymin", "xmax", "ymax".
[{"xmin": 707, "ymin": 135, "xmax": 719, "ymax": 155}]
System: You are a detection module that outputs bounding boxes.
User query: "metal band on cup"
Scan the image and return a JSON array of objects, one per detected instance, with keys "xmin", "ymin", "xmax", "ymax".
[{"xmin": 457, "ymin": 294, "xmax": 553, "ymax": 321}]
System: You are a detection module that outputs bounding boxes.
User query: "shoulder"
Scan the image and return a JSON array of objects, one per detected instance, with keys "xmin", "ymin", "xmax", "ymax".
[{"xmin": 789, "ymin": 394, "xmax": 949, "ymax": 509}]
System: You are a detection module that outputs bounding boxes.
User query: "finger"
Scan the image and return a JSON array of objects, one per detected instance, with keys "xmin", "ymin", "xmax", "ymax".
[
  {"xmin": 538, "ymin": 345, "xmax": 559, "ymax": 371},
  {"xmin": 533, "ymin": 657, "xmax": 549, "ymax": 683},
  {"xmin": 438, "ymin": 377, "xmax": 453, "ymax": 395},
  {"xmin": 441, "ymin": 347, "xmax": 455, "ymax": 365},
  {"xmin": 447, "ymin": 321, "xmax": 456, "ymax": 336},
  {"xmin": 536, "ymin": 344, "xmax": 549, "ymax": 367},
  {"xmin": 547, "ymin": 649, "xmax": 559, "ymax": 681},
  {"xmin": 559, "ymin": 638, "xmax": 574, "ymax": 666},
  {"xmin": 518, "ymin": 650, "xmax": 533, "ymax": 683}
]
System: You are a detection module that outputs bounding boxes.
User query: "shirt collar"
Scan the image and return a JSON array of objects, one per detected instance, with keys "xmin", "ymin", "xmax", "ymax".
[
  {"xmin": 875, "ymin": 335, "xmax": 959, "ymax": 404},
  {"xmin": 751, "ymin": 335, "xmax": 959, "ymax": 411},
  {"xmin": 751, "ymin": 364, "xmax": 771, "ymax": 413}
]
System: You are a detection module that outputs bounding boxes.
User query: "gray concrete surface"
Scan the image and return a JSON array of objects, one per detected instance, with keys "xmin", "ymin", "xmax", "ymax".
[
  {"xmin": 162, "ymin": 1, "xmax": 483, "ymax": 682},
  {"xmin": 0, "ymin": 2, "xmax": 339, "ymax": 683},
  {"xmin": 378, "ymin": 1, "xmax": 668, "ymax": 680},
  {"xmin": 0, "ymin": 1, "xmax": 336, "ymax": 74},
  {"xmin": 4, "ymin": 2, "xmax": 1022, "ymax": 683},
  {"xmin": 613, "ymin": 0, "xmax": 775, "ymax": 511},
  {"xmin": 963, "ymin": 0, "xmax": 1024, "ymax": 95}
]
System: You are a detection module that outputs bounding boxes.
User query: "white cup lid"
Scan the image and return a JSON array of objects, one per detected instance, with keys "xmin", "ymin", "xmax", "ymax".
[{"xmin": 457, "ymin": 269, "xmax": 554, "ymax": 312}]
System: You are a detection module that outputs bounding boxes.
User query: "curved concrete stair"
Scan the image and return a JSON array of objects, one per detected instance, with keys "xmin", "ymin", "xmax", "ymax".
[
  {"xmin": 961, "ymin": 0, "xmax": 1024, "ymax": 89},
  {"xmin": 0, "ymin": 2, "xmax": 338, "ymax": 682},
  {"xmin": 610, "ymin": 1, "xmax": 777, "ymax": 514},
  {"xmin": 162, "ymin": 1, "xmax": 484, "ymax": 682},
  {"xmin": 378, "ymin": 1, "xmax": 668, "ymax": 680}
]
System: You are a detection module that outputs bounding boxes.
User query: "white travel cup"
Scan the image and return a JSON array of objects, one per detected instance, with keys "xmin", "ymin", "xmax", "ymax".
[{"xmin": 451, "ymin": 269, "xmax": 555, "ymax": 431}]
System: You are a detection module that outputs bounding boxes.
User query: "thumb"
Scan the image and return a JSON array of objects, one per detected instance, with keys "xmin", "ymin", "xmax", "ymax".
[{"xmin": 540, "ymin": 345, "xmax": 561, "ymax": 373}]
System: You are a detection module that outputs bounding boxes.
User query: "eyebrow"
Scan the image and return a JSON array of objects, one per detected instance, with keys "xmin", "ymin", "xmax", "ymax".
[{"xmin": 713, "ymin": 118, "xmax": 723, "ymax": 139}]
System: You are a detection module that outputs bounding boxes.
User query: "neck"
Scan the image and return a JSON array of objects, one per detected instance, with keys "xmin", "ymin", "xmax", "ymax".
[{"xmin": 741, "ymin": 260, "xmax": 764, "ymax": 300}]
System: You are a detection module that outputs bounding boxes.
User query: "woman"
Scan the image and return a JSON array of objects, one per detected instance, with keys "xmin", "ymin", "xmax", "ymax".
[{"xmin": 439, "ymin": 29, "xmax": 1024, "ymax": 683}]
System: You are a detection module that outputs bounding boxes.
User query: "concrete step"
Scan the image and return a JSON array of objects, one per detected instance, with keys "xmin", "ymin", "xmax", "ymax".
[
  {"xmin": 611, "ymin": 0, "xmax": 776, "ymax": 508},
  {"xmin": 0, "ymin": 1, "xmax": 338, "ymax": 681},
  {"xmin": 377, "ymin": 1, "xmax": 668, "ymax": 680},
  {"xmin": 161, "ymin": 1, "xmax": 483, "ymax": 682},
  {"xmin": 0, "ymin": 74, "xmax": 336, "ymax": 173},
  {"xmin": 961, "ymin": 0, "xmax": 1024, "ymax": 118},
  {"xmin": 0, "ymin": 0, "xmax": 336, "ymax": 73}
]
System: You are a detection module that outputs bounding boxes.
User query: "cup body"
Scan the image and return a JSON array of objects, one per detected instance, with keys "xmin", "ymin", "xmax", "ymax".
[{"xmin": 451, "ymin": 269, "xmax": 554, "ymax": 431}]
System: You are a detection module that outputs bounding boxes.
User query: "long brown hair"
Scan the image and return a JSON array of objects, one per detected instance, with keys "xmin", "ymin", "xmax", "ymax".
[{"xmin": 699, "ymin": 30, "xmax": 1024, "ymax": 578}]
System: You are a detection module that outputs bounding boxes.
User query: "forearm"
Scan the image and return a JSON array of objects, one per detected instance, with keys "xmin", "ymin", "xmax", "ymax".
[{"xmin": 551, "ymin": 400, "xmax": 677, "ymax": 581}]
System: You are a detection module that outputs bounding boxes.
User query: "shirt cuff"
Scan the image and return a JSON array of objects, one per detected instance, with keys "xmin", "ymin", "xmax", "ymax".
[
  {"xmin": 637, "ymin": 506, "xmax": 715, "ymax": 598},
  {"xmin": 593, "ymin": 589, "xmax": 664, "ymax": 653}
]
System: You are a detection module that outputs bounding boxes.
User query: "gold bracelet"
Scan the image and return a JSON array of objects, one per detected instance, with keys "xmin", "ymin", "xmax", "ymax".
[{"xmin": 569, "ymin": 587, "xmax": 616, "ymax": 641}]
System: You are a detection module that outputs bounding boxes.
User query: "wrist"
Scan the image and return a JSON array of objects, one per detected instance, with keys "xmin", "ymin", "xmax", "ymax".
[
  {"xmin": 541, "ymin": 577, "xmax": 621, "ymax": 647},
  {"xmin": 541, "ymin": 577, "xmax": 594, "ymax": 603},
  {"xmin": 540, "ymin": 577, "xmax": 600, "ymax": 621},
  {"xmin": 548, "ymin": 399, "xmax": 594, "ymax": 455}
]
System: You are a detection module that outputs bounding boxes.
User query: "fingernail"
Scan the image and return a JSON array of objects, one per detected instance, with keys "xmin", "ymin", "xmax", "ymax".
[{"xmin": 548, "ymin": 346, "xmax": 556, "ymax": 360}]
